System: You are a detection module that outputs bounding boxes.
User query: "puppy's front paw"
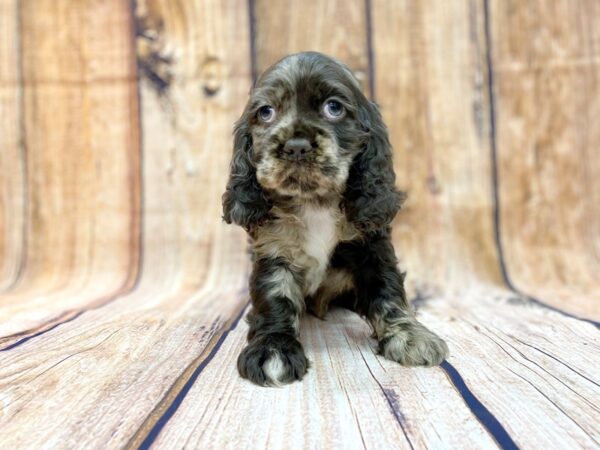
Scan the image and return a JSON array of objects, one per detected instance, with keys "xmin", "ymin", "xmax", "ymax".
[
  {"xmin": 237, "ymin": 333, "xmax": 309, "ymax": 386},
  {"xmin": 380, "ymin": 322, "xmax": 449, "ymax": 367}
]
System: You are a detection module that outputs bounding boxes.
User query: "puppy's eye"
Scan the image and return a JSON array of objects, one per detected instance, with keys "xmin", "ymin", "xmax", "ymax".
[
  {"xmin": 323, "ymin": 100, "xmax": 345, "ymax": 120},
  {"xmin": 257, "ymin": 105, "xmax": 276, "ymax": 123}
]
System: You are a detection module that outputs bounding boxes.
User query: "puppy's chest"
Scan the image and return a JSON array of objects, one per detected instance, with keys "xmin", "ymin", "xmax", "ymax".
[
  {"xmin": 255, "ymin": 205, "xmax": 347, "ymax": 295},
  {"xmin": 300, "ymin": 206, "xmax": 339, "ymax": 295}
]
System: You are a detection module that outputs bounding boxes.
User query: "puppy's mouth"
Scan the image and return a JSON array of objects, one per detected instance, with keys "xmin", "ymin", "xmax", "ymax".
[
  {"xmin": 279, "ymin": 165, "xmax": 322, "ymax": 192},
  {"xmin": 254, "ymin": 156, "xmax": 327, "ymax": 197},
  {"xmin": 255, "ymin": 136, "xmax": 343, "ymax": 197},
  {"xmin": 271, "ymin": 160, "xmax": 345, "ymax": 200}
]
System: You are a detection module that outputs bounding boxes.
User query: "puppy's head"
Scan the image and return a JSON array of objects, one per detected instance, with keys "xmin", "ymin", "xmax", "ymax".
[{"xmin": 223, "ymin": 52, "xmax": 405, "ymax": 232}]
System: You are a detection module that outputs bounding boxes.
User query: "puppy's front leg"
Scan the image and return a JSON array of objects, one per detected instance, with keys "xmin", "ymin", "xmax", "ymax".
[
  {"xmin": 340, "ymin": 234, "xmax": 449, "ymax": 366},
  {"xmin": 370, "ymin": 297, "xmax": 449, "ymax": 367},
  {"xmin": 368, "ymin": 249, "xmax": 448, "ymax": 366},
  {"xmin": 238, "ymin": 257, "xmax": 308, "ymax": 386}
]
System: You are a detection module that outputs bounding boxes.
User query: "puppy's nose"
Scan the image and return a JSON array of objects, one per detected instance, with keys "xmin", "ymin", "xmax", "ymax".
[{"xmin": 283, "ymin": 138, "xmax": 313, "ymax": 161}]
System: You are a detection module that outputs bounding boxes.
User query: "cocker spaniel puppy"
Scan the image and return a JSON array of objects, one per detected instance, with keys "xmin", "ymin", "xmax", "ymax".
[{"xmin": 223, "ymin": 51, "xmax": 448, "ymax": 386}]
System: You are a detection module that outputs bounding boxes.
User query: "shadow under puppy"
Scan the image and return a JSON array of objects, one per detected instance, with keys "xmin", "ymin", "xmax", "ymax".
[{"xmin": 222, "ymin": 51, "xmax": 448, "ymax": 387}]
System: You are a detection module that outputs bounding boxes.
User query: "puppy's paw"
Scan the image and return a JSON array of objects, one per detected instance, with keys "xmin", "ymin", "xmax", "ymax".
[
  {"xmin": 379, "ymin": 322, "xmax": 449, "ymax": 367},
  {"xmin": 237, "ymin": 333, "xmax": 309, "ymax": 387}
]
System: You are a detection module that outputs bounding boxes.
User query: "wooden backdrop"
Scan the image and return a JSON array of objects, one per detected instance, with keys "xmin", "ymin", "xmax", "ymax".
[{"xmin": 1, "ymin": 1, "xmax": 598, "ymax": 449}]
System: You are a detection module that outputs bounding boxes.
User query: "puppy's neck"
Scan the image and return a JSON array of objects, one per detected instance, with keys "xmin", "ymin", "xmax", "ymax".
[
  {"xmin": 265, "ymin": 191, "xmax": 359, "ymax": 243},
  {"xmin": 267, "ymin": 190, "xmax": 343, "ymax": 215}
]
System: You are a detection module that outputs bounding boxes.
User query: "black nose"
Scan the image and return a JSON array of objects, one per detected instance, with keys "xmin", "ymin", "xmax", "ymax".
[{"xmin": 282, "ymin": 138, "xmax": 313, "ymax": 161}]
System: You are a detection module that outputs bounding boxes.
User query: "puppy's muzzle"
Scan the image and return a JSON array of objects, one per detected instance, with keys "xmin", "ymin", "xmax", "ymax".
[{"xmin": 282, "ymin": 137, "xmax": 314, "ymax": 161}]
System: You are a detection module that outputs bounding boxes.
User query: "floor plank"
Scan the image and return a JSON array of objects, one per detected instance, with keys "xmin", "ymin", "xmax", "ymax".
[
  {"xmin": 0, "ymin": 291, "xmax": 245, "ymax": 448},
  {"xmin": 146, "ymin": 307, "xmax": 497, "ymax": 450},
  {"xmin": 3, "ymin": 284, "xmax": 597, "ymax": 449},
  {"xmin": 425, "ymin": 286, "xmax": 600, "ymax": 449}
]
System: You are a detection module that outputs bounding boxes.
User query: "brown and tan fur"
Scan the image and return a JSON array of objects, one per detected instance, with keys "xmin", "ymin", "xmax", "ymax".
[{"xmin": 223, "ymin": 52, "xmax": 448, "ymax": 387}]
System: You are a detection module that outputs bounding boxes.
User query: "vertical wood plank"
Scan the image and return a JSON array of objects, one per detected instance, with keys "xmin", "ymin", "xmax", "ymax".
[
  {"xmin": 20, "ymin": 0, "xmax": 140, "ymax": 285},
  {"xmin": 491, "ymin": 0, "xmax": 600, "ymax": 318},
  {"xmin": 0, "ymin": 0, "xmax": 253, "ymax": 446},
  {"xmin": 134, "ymin": 0, "xmax": 249, "ymax": 293},
  {"xmin": 254, "ymin": 0, "xmax": 370, "ymax": 89},
  {"xmin": 370, "ymin": 0, "xmax": 501, "ymax": 294},
  {"xmin": 0, "ymin": 0, "xmax": 140, "ymax": 337},
  {"xmin": 0, "ymin": 0, "xmax": 25, "ymax": 290}
]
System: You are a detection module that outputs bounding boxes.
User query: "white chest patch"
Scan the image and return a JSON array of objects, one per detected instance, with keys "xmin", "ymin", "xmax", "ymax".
[{"xmin": 301, "ymin": 206, "xmax": 339, "ymax": 295}]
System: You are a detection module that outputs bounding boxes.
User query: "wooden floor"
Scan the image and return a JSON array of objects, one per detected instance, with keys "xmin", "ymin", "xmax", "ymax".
[
  {"xmin": 1, "ymin": 283, "xmax": 599, "ymax": 449},
  {"xmin": 1, "ymin": 0, "xmax": 599, "ymax": 449}
]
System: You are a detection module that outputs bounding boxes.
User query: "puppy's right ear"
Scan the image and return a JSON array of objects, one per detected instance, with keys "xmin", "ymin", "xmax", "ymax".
[{"xmin": 222, "ymin": 119, "xmax": 271, "ymax": 230}]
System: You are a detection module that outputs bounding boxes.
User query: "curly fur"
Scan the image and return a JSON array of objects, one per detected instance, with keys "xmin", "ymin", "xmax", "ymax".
[
  {"xmin": 344, "ymin": 103, "xmax": 407, "ymax": 232},
  {"xmin": 222, "ymin": 52, "xmax": 448, "ymax": 387},
  {"xmin": 222, "ymin": 121, "xmax": 272, "ymax": 230}
]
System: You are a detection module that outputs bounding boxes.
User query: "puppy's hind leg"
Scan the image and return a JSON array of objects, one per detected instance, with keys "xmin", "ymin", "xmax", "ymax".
[
  {"xmin": 306, "ymin": 268, "xmax": 356, "ymax": 320},
  {"xmin": 237, "ymin": 257, "xmax": 309, "ymax": 386}
]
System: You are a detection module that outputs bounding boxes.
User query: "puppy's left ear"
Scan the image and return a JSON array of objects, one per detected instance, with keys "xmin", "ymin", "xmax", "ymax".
[
  {"xmin": 222, "ymin": 119, "xmax": 272, "ymax": 230},
  {"xmin": 343, "ymin": 100, "xmax": 406, "ymax": 232}
]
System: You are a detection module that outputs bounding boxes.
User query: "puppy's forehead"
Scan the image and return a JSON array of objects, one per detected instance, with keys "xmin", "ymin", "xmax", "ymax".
[{"xmin": 256, "ymin": 52, "xmax": 360, "ymax": 100}]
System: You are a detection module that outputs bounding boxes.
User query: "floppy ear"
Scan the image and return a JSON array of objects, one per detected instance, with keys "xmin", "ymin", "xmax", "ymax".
[
  {"xmin": 222, "ymin": 119, "xmax": 272, "ymax": 230},
  {"xmin": 343, "ymin": 100, "xmax": 406, "ymax": 232}
]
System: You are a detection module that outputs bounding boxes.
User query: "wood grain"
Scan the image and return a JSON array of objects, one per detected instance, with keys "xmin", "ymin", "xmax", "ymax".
[
  {"xmin": 425, "ymin": 285, "xmax": 600, "ymax": 449},
  {"xmin": 1, "ymin": 0, "xmax": 251, "ymax": 446},
  {"xmin": 0, "ymin": 0, "xmax": 24, "ymax": 290},
  {"xmin": 254, "ymin": 0, "xmax": 370, "ymax": 90},
  {"xmin": 0, "ymin": 1, "xmax": 598, "ymax": 449},
  {"xmin": 134, "ymin": 0, "xmax": 249, "ymax": 295},
  {"xmin": 491, "ymin": 0, "xmax": 600, "ymax": 319},
  {"xmin": 370, "ymin": 0, "xmax": 502, "ymax": 295},
  {"xmin": 148, "ymin": 307, "xmax": 497, "ymax": 450},
  {"xmin": 0, "ymin": 0, "xmax": 141, "ymax": 340}
]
